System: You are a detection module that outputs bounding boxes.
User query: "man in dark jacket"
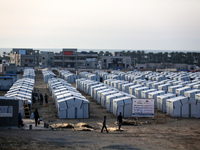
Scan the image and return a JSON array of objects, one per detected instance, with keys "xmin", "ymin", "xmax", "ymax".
[
  {"xmin": 34, "ymin": 109, "xmax": 39, "ymax": 127},
  {"xmin": 117, "ymin": 112, "xmax": 123, "ymax": 131},
  {"xmin": 101, "ymin": 116, "xmax": 109, "ymax": 133},
  {"xmin": 40, "ymin": 93, "xmax": 43, "ymax": 105},
  {"xmin": 44, "ymin": 93, "xmax": 48, "ymax": 105}
]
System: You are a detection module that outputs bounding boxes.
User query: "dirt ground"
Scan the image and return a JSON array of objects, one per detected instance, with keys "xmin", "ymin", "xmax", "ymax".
[{"xmin": 0, "ymin": 71, "xmax": 200, "ymax": 150}]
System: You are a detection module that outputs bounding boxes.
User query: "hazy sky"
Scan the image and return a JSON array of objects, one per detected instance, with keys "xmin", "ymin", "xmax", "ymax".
[{"xmin": 0, "ymin": 0, "xmax": 200, "ymax": 50}]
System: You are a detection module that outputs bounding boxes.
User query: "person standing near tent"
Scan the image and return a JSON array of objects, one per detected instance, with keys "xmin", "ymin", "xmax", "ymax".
[
  {"xmin": 32, "ymin": 91, "xmax": 35, "ymax": 103},
  {"xmin": 37, "ymin": 90, "xmax": 40, "ymax": 103},
  {"xmin": 44, "ymin": 93, "xmax": 48, "ymax": 106},
  {"xmin": 18, "ymin": 113, "xmax": 24, "ymax": 127},
  {"xmin": 101, "ymin": 116, "xmax": 108, "ymax": 133},
  {"xmin": 117, "ymin": 112, "xmax": 123, "ymax": 131},
  {"xmin": 40, "ymin": 93, "xmax": 43, "ymax": 105},
  {"xmin": 34, "ymin": 108, "xmax": 39, "ymax": 127}
]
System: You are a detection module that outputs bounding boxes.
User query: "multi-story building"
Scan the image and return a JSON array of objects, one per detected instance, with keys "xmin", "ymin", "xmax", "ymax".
[
  {"xmin": 10, "ymin": 48, "xmax": 39, "ymax": 67},
  {"xmin": 10, "ymin": 48, "xmax": 98, "ymax": 68},
  {"xmin": 40, "ymin": 51, "xmax": 54, "ymax": 67},
  {"xmin": 101, "ymin": 52, "xmax": 131, "ymax": 69},
  {"xmin": 54, "ymin": 49, "xmax": 98, "ymax": 68}
]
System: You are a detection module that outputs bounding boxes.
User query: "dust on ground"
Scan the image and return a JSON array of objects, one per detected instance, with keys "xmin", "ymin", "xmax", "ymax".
[{"xmin": 0, "ymin": 71, "xmax": 200, "ymax": 150}]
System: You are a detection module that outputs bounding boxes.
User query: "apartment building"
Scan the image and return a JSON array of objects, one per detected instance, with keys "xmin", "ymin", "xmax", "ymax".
[
  {"xmin": 10, "ymin": 48, "xmax": 39, "ymax": 67},
  {"xmin": 54, "ymin": 49, "xmax": 98, "ymax": 68},
  {"xmin": 101, "ymin": 52, "xmax": 131, "ymax": 69},
  {"xmin": 40, "ymin": 51, "xmax": 54, "ymax": 67}
]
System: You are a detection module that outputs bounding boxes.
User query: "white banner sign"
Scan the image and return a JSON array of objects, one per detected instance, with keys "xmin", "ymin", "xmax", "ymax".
[{"xmin": 132, "ymin": 99, "xmax": 154, "ymax": 117}]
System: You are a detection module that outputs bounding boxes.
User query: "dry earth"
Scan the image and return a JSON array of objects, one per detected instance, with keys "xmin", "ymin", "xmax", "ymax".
[{"xmin": 0, "ymin": 71, "xmax": 200, "ymax": 150}]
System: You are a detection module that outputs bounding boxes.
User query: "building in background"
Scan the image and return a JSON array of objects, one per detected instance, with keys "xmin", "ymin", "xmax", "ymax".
[
  {"xmin": 101, "ymin": 52, "xmax": 131, "ymax": 69},
  {"xmin": 54, "ymin": 49, "xmax": 98, "ymax": 68},
  {"xmin": 85, "ymin": 58, "xmax": 97, "ymax": 69},
  {"xmin": 40, "ymin": 51, "xmax": 54, "ymax": 67},
  {"xmin": 10, "ymin": 48, "xmax": 39, "ymax": 67},
  {"xmin": 77, "ymin": 51, "xmax": 98, "ymax": 68}
]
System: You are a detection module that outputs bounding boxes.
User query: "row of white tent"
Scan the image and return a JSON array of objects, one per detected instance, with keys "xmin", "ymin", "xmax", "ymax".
[
  {"xmin": 23, "ymin": 68, "xmax": 36, "ymax": 79},
  {"xmin": 79, "ymin": 72, "xmax": 100, "ymax": 81},
  {"xmin": 94, "ymin": 70, "xmax": 121, "ymax": 81},
  {"xmin": 59, "ymin": 70, "xmax": 78, "ymax": 83},
  {"xmin": 115, "ymin": 70, "xmax": 200, "ymax": 82},
  {"xmin": 76, "ymin": 78, "xmax": 136, "ymax": 118},
  {"xmin": 42, "ymin": 69, "xmax": 57, "ymax": 83},
  {"xmin": 0, "ymin": 68, "xmax": 35, "ymax": 117},
  {"xmin": 95, "ymin": 70, "xmax": 200, "ymax": 83},
  {"xmin": 103, "ymin": 78, "xmax": 200, "ymax": 118},
  {"xmin": 41, "ymin": 69, "xmax": 90, "ymax": 119}
]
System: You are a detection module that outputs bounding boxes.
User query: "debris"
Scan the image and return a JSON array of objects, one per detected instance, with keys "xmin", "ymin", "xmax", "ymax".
[
  {"xmin": 115, "ymin": 120, "xmax": 140, "ymax": 126},
  {"xmin": 50, "ymin": 123, "xmax": 74, "ymax": 129},
  {"xmin": 50, "ymin": 122, "xmax": 95, "ymax": 131},
  {"xmin": 74, "ymin": 122, "xmax": 94, "ymax": 131}
]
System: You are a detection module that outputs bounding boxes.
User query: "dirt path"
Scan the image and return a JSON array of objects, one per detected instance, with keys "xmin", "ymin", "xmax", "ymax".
[{"xmin": 32, "ymin": 71, "xmax": 57, "ymax": 122}]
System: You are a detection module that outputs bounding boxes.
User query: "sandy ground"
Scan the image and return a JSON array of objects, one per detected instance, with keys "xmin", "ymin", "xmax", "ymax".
[{"xmin": 0, "ymin": 71, "xmax": 200, "ymax": 150}]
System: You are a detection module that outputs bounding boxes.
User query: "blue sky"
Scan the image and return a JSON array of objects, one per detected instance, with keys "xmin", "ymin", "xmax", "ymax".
[{"xmin": 0, "ymin": 0, "xmax": 200, "ymax": 51}]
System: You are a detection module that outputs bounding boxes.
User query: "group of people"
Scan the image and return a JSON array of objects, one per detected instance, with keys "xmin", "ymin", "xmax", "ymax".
[
  {"xmin": 101, "ymin": 112, "xmax": 123, "ymax": 133},
  {"xmin": 32, "ymin": 90, "xmax": 49, "ymax": 105},
  {"xmin": 32, "ymin": 90, "xmax": 49, "ymax": 127}
]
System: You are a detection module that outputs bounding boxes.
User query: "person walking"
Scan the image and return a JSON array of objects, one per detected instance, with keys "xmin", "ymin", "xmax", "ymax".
[
  {"xmin": 32, "ymin": 92, "xmax": 35, "ymax": 103},
  {"xmin": 34, "ymin": 108, "xmax": 39, "ymax": 127},
  {"xmin": 101, "ymin": 116, "xmax": 108, "ymax": 133},
  {"xmin": 37, "ymin": 90, "xmax": 40, "ymax": 103},
  {"xmin": 117, "ymin": 112, "xmax": 123, "ymax": 131},
  {"xmin": 40, "ymin": 93, "xmax": 43, "ymax": 105},
  {"xmin": 44, "ymin": 93, "xmax": 48, "ymax": 106}
]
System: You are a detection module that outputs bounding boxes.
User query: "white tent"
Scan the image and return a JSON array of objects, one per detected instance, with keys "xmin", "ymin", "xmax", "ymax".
[
  {"xmin": 186, "ymin": 82, "xmax": 199, "ymax": 89},
  {"xmin": 195, "ymin": 94, "xmax": 200, "ymax": 118},
  {"xmin": 113, "ymin": 81, "xmax": 125, "ymax": 89},
  {"xmin": 129, "ymin": 84, "xmax": 142, "ymax": 95},
  {"xmin": 135, "ymin": 86, "xmax": 149, "ymax": 98},
  {"xmin": 90, "ymin": 84, "xmax": 104, "ymax": 97},
  {"xmin": 158, "ymin": 83, "xmax": 172, "ymax": 93},
  {"xmin": 97, "ymin": 88, "xmax": 118, "ymax": 104},
  {"xmin": 193, "ymin": 84, "xmax": 200, "ymax": 89},
  {"xmin": 148, "ymin": 90, "xmax": 165, "ymax": 108},
  {"xmin": 178, "ymin": 81, "xmax": 191, "ymax": 86},
  {"xmin": 166, "ymin": 96, "xmax": 189, "ymax": 117},
  {"xmin": 101, "ymin": 91, "xmax": 119, "ymax": 108},
  {"xmin": 113, "ymin": 96, "xmax": 132, "ymax": 117},
  {"xmin": 87, "ymin": 82, "xmax": 100, "ymax": 95},
  {"xmin": 168, "ymin": 85, "xmax": 183, "ymax": 94},
  {"xmin": 106, "ymin": 93, "xmax": 125, "ymax": 113},
  {"xmin": 175, "ymin": 87, "xmax": 191, "ymax": 96},
  {"xmin": 117, "ymin": 82, "xmax": 128, "ymax": 91},
  {"xmin": 122, "ymin": 83, "xmax": 135, "ymax": 93},
  {"xmin": 93, "ymin": 86, "xmax": 108, "ymax": 101},
  {"xmin": 58, "ymin": 97, "xmax": 89, "ymax": 119},
  {"xmin": 146, "ymin": 81, "xmax": 157, "ymax": 89},
  {"xmin": 184, "ymin": 90, "xmax": 200, "ymax": 118},
  {"xmin": 184, "ymin": 89, "xmax": 200, "ymax": 101},
  {"xmin": 152, "ymin": 82, "xmax": 163, "ymax": 89},
  {"xmin": 157, "ymin": 93, "xmax": 176, "ymax": 112},
  {"xmin": 141, "ymin": 89, "xmax": 157, "ymax": 99}
]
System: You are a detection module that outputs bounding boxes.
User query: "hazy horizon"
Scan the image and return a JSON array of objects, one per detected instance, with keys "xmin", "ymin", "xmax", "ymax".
[
  {"xmin": 0, "ymin": 48, "xmax": 199, "ymax": 56},
  {"xmin": 0, "ymin": 0, "xmax": 200, "ymax": 51}
]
